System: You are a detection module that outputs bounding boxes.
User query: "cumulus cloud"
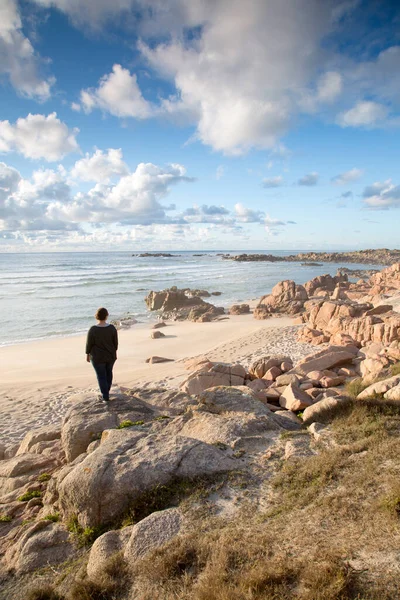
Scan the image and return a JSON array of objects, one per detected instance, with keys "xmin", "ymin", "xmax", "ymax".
[
  {"xmin": 298, "ymin": 172, "xmax": 319, "ymax": 186},
  {"xmin": 80, "ymin": 64, "xmax": 152, "ymax": 118},
  {"xmin": 0, "ymin": 0, "xmax": 54, "ymax": 100},
  {"xmin": 181, "ymin": 204, "xmax": 232, "ymax": 224},
  {"xmin": 362, "ymin": 179, "xmax": 400, "ymax": 209},
  {"xmin": 0, "ymin": 113, "xmax": 79, "ymax": 161},
  {"xmin": 331, "ymin": 168, "xmax": 363, "ymax": 185},
  {"xmin": 31, "ymin": 0, "xmax": 138, "ymax": 28},
  {"xmin": 262, "ymin": 176, "xmax": 284, "ymax": 188},
  {"xmin": 336, "ymin": 101, "xmax": 388, "ymax": 127},
  {"xmin": 71, "ymin": 148, "xmax": 129, "ymax": 182},
  {"xmin": 234, "ymin": 203, "xmax": 264, "ymax": 223}
]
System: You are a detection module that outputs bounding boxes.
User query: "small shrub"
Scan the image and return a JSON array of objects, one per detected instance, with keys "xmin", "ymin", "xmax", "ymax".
[
  {"xmin": 390, "ymin": 362, "xmax": 400, "ymax": 376},
  {"xmin": 117, "ymin": 419, "xmax": 144, "ymax": 429},
  {"xmin": 344, "ymin": 377, "xmax": 368, "ymax": 399},
  {"xmin": 0, "ymin": 514, "xmax": 12, "ymax": 522},
  {"xmin": 38, "ymin": 473, "xmax": 51, "ymax": 482},
  {"xmin": 18, "ymin": 490, "xmax": 42, "ymax": 502},
  {"xmin": 27, "ymin": 586, "xmax": 65, "ymax": 600},
  {"xmin": 67, "ymin": 514, "xmax": 103, "ymax": 547},
  {"xmin": 44, "ymin": 513, "xmax": 60, "ymax": 522},
  {"xmin": 154, "ymin": 415, "xmax": 170, "ymax": 421},
  {"xmin": 21, "ymin": 518, "xmax": 36, "ymax": 526}
]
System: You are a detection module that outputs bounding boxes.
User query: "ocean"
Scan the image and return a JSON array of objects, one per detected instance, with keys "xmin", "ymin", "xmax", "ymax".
[{"xmin": 0, "ymin": 251, "xmax": 380, "ymax": 347}]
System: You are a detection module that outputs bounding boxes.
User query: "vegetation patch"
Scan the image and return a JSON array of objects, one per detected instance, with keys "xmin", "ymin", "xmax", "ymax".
[
  {"xmin": 18, "ymin": 490, "xmax": 42, "ymax": 502},
  {"xmin": 390, "ymin": 362, "xmax": 400, "ymax": 376},
  {"xmin": 0, "ymin": 514, "xmax": 12, "ymax": 523},
  {"xmin": 27, "ymin": 585, "xmax": 65, "ymax": 600},
  {"xmin": 117, "ymin": 419, "xmax": 144, "ymax": 429},
  {"xmin": 44, "ymin": 513, "xmax": 60, "ymax": 523},
  {"xmin": 344, "ymin": 377, "xmax": 369, "ymax": 399},
  {"xmin": 38, "ymin": 473, "xmax": 52, "ymax": 482},
  {"xmin": 67, "ymin": 515, "xmax": 103, "ymax": 547}
]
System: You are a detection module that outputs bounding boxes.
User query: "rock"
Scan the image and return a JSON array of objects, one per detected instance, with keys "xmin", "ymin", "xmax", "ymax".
[
  {"xmin": 246, "ymin": 379, "xmax": 271, "ymax": 392},
  {"xmin": 320, "ymin": 375, "xmax": 345, "ymax": 388},
  {"xmin": 280, "ymin": 361, "xmax": 293, "ymax": 372},
  {"xmin": 197, "ymin": 386, "xmax": 274, "ymax": 417},
  {"xmin": 357, "ymin": 375, "xmax": 400, "ymax": 400},
  {"xmin": 58, "ymin": 430, "xmax": 236, "ymax": 528},
  {"xmin": 145, "ymin": 356, "xmax": 174, "ymax": 363},
  {"xmin": 304, "ymin": 273, "xmax": 347, "ymax": 296},
  {"xmin": 152, "ymin": 322, "xmax": 167, "ymax": 329},
  {"xmin": 124, "ymin": 508, "xmax": 184, "ymax": 561},
  {"xmin": 184, "ymin": 357, "xmax": 214, "ymax": 371},
  {"xmin": 61, "ymin": 393, "xmax": 156, "ymax": 462},
  {"xmin": 17, "ymin": 426, "xmax": 61, "ymax": 456},
  {"xmin": 255, "ymin": 280, "xmax": 308, "ymax": 318},
  {"xmin": 4, "ymin": 443, "xmax": 19, "ymax": 459},
  {"xmin": 275, "ymin": 373, "xmax": 301, "ymax": 386},
  {"xmin": 180, "ymin": 363, "xmax": 246, "ymax": 395},
  {"xmin": 279, "ymin": 384, "xmax": 313, "ymax": 412},
  {"xmin": 0, "ymin": 453, "xmax": 59, "ymax": 496},
  {"xmin": 229, "ymin": 304, "xmax": 250, "ymax": 315},
  {"xmin": 249, "ymin": 356, "xmax": 290, "ymax": 379},
  {"xmin": 0, "ymin": 444, "xmax": 5, "ymax": 461},
  {"xmin": 384, "ymin": 385, "xmax": 400, "ymax": 401},
  {"xmin": 151, "ymin": 330, "xmax": 166, "ymax": 339},
  {"xmin": 273, "ymin": 411, "xmax": 303, "ymax": 430},
  {"xmin": 284, "ymin": 436, "xmax": 314, "ymax": 460},
  {"xmin": 264, "ymin": 388, "xmax": 282, "ymax": 400},
  {"xmin": 4, "ymin": 521, "xmax": 74, "ymax": 574},
  {"xmin": 262, "ymin": 366, "xmax": 282, "ymax": 381},
  {"xmin": 302, "ymin": 396, "xmax": 351, "ymax": 425},
  {"xmin": 296, "ymin": 347, "xmax": 356, "ymax": 375},
  {"xmin": 87, "ymin": 527, "xmax": 133, "ymax": 580},
  {"xmin": 329, "ymin": 332, "xmax": 360, "ymax": 348},
  {"xmin": 298, "ymin": 327, "xmax": 329, "ymax": 345}
]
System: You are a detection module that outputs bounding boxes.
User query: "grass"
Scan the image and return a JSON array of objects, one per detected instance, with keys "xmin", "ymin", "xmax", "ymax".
[
  {"xmin": 390, "ymin": 361, "xmax": 400, "ymax": 376},
  {"xmin": 27, "ymin": 586, "xmax": 65, "ymax": 600},
  {"xmin": 38, "ymin": 473, "xmax": 52, "ymax": 482},
  {"xmin": 120, "ymin": 474, "xmax": 223, "ymax": 528},
  {"xmin": 44, "ymin": 513, "xmax": 60, "ymax": 523},
  {"xmin": 344, "ymin": 377, "xmax": 369, "ymax": 399},
  {"xmin": 0, "ymin": 514, "xmax": 12, "ymax": 522},
  {"xmin": 66, "ymin": 515, "xmax": 103, "ymax": 547},
  {"xmin": 66, "ymin": 553, "xmax": 130, "ymax": 600},
  {"xmin": 116, "ymin": 419, "xmax": 144, "ymax": 429},
  {"xmin": 18, "ymin": 490, "xmax": 42, "ymax": 502}
]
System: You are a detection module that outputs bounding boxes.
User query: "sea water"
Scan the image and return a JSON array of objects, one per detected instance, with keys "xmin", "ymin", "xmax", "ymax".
[{"xmin": 0, "ymin": 251, "xmax": 380, "ymax": 346}]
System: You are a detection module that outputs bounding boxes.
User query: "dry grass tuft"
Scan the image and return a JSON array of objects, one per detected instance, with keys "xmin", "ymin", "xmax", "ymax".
[
  {"xmin": 67, "ymin": 553, "xmax": 130, "ymax": 600},
  {"xmin": 27, "ymin": 586, "xmax": 65, "ymax": 600}
]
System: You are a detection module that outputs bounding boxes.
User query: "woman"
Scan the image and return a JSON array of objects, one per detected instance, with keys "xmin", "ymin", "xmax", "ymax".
[{"xmin": 86, "ymin": 307, "xmax": 118, "ymax": 401}]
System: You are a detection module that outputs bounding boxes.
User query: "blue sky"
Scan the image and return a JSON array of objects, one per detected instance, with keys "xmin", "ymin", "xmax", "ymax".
[{"xmin": 1, "ymin": 0, "xmax": 400, "ymax": 251}]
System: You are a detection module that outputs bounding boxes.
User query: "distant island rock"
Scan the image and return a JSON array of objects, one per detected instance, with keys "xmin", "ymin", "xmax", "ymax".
[
  {"xmin": 133, "ymin": 253, "xmax": 181, "ymax": 258},
  {"xmin": 222, "ymin": 249, "xmax": 400, "ymax": 265}
]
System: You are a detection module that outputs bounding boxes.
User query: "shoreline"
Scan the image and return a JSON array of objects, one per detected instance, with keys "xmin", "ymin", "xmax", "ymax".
[{"xmin": 0, "ymin": 312, "xmax": 319, "ymax": 447}]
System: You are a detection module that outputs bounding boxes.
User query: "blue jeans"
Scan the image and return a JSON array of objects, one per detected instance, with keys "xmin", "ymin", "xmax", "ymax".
[{"xmin": 91, "ymin": 361, "xmax": 114, "ymax": 400}]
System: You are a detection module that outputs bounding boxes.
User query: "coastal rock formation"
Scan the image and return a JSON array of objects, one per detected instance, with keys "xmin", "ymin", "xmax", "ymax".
[
  {"xmin": 254, "ymin": 280, "xmax": 308, "ymax": 318},
  {"xmin": 224, "ymin": 249, "xmax": 400, "ymax": 265},
  {"xmin": 145, "ymin": 287, "xmax": 225, "ymax": 322},
  {"xmin": 180, "ymin": 363, "xmax": 246, "ymax": 395},
  {"xmin": 229, "ymin": 303, "xmax": 250, "ymax": 315}
]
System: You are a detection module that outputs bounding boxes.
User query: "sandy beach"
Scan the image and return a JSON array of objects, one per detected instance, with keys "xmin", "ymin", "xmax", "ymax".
[{"xmin": 0, "ymin": 312, "xmax": 318, "ymax": 447}]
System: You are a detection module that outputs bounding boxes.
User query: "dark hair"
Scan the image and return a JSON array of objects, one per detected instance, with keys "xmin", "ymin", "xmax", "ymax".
[{"xmin": 95, "ymin": 307, "xmax": 109, "ymax": 321}]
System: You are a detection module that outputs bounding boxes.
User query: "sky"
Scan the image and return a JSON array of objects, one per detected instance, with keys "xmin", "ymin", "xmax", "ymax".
[{"xmin": 1, "ymin": 0, "xmax": 400, "ymax": 252}]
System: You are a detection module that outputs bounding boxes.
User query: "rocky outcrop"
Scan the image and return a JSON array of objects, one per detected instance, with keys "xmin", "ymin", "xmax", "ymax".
[
  {"xmin": 254, "ymin": 280, "xmax": 308, "ymax": 318},
  {"xmin": 61, "ymin": 393, "xmax": 157, "ymax": 462},
  {"xmin": 180, "ymin": 363, "xmax": 246, "ymax": 395},
  {"xmin": 304, "ymin": 273, "xmax": 348, "ymax": 297},
  {"xmin": 58, "ymin": 430, "xmax": 236, "ymax": 528},
  {"xmin": 145, "ymin": 287, "xmax": 224, "ymax": 322},
  {"xmin": 229, "ymin": 304, "xmax": 250, "ymax": 315},
  {"xmin": 224, "ymin": 249, "xmax": 400, "ymax": 265}
]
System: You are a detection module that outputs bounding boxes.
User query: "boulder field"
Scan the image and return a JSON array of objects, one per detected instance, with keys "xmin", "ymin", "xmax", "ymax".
[{"xmin": 2, "ymin": 330, "xmax": 400, "ymax": 587}]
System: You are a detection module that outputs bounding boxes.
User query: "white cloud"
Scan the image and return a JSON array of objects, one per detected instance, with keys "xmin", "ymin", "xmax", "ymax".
[
  {"xmin": 298, "ymin": 172, "xmax": 319, "ymax": 186},
  {"xmin": 336, "ymin": 101, "xmax": 388, "ymax": 127},
  {"xmin": 71, "ymin": 148, "xmax": 129, "ymax": 183},
  {"xmin": 31, "ymin": 0, "xmax": 137, "ymax": 27},
  {"xmin": 362, "ymin": 179, "xmax": 400, "ymax": 209},
  {"xmin": 71, "ymin": 102, "xmax": 81, "ymax": 112},
  {"xmin": 264, "ymin": 214, "xmax": 286, "ymax": 234},
  {"xmin": 0, "ymin": 113, "xmax": 79, "ymax": 161},
  {"xmin": 0, "ymin": 0, "xmax": 54, "ymax": 100},
  {"xmin": 80, "ymin": 64, "xmax": 152, "ymax": 118},
  {"xmin": 331, "ymin": 168, "xmax": 363, "ymax": 185},
  {"xmin": 234, "ymin": 203, "xmax": 264, "ymax": 223},
  {"xmin": 262, "ymin": 176, "xmax": 284, "ymax": 188},
  {"xmin": 181, "ymin": 204, "xmax": 232, "ymax": 224}
]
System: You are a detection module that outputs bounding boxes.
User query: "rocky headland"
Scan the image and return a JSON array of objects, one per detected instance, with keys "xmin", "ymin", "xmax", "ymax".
[{"xmin": 223, "ymin": 248, "xmax": 400, "ymax": 265}]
